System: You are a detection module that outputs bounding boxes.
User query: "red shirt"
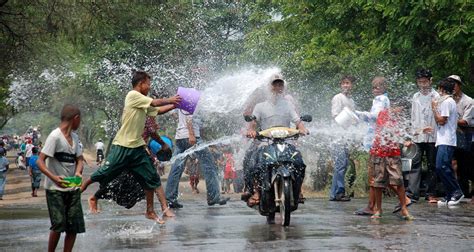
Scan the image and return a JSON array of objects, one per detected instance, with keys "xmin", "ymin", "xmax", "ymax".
[{"xmin": 369, "ymin": 109, "xmax": 401, "ymax": 157}]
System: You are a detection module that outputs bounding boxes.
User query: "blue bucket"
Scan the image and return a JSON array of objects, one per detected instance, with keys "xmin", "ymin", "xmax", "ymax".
[{"xmin": 148, "ymin": 136, "xmax": 173, "ymax": 161}]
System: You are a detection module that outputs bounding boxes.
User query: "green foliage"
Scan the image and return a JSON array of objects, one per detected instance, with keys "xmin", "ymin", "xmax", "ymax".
[
  {"xmin": 1, "ymin": 1, "xmax": 473, "ymax": 192},
  {"xmin": 242, "ymin": 0, "xmax": 474, "ymax": 89}
]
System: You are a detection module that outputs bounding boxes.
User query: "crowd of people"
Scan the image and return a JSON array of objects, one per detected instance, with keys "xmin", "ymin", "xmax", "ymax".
[
  {"xmin": 1, "ymin": 68, "xmax": 472, "ymax": 252},
  {"xmin": 332, "ymin": 71, "xmax": 473, "ymax": 221},
  {"xmin": 0, "ymin": 129, "xmax": 45, "ymax": 199}
]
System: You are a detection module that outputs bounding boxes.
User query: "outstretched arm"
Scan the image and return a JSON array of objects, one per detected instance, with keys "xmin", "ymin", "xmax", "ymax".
[
  {"xmin": 151, "ymin": 95, "xmax": 182, "ymax": 107},
  {"xmin": 157, "ymin": 104, "xmax": 176, "ymax": 114}
]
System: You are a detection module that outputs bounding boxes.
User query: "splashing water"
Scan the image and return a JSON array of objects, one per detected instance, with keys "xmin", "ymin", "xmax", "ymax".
[
  {"xmin": 197, "ymin": 67, "xmax": 281, "ymax": 115},
  {"xmin": 168, "ymin": 134, "xmax": 243, "ymax": 164}
]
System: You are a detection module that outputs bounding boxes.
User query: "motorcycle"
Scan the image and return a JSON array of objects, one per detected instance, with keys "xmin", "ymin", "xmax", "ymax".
[
  {"xmin": 96, "ymin": 150, "xmax": 104, "ymax": 167},
  {"xmin": 244, "ymin": 115, "xmax": 311, "ymax": 226}
]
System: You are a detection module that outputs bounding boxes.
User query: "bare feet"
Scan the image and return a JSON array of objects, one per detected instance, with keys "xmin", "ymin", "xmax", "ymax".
[
  {"xmin": 400, "ymin": 207, "xmax": 409, "ymax": 217},
  {"xmin": 88, "ymin": 196, "xmax": 100, "ymax": 214},
  {"xmin": 146, "ymin": 211, "xmax": 165, "ymax": 224},
  {"xmin": 162, "ymin": 207, "xmax": 176, "ymax": 217}
]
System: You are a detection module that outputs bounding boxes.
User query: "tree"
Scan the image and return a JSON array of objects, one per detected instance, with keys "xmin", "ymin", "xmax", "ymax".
[{"xmin": 242, "ymin": 0, "xmax": 474, "ymax": 95}]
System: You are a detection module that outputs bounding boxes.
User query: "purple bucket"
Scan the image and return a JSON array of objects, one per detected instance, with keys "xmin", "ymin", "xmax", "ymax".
[{"xmin": 176, "ymin": 87, "xmax": 201, "ymax": 114}]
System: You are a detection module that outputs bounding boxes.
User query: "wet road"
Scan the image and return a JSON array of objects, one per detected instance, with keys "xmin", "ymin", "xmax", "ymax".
[{"xmin": 1, "ymin": 196, "xmax": 473, "ymax": 251}]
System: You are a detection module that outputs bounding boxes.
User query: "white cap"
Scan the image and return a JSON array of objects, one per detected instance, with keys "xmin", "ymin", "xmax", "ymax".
[
  {"xmin": 269, "ymin": 73, "xmax": 285, "ymax": 85},
  {"xmin": 448, "ymin": 75, "xmax": 463, "ymax": 85}
]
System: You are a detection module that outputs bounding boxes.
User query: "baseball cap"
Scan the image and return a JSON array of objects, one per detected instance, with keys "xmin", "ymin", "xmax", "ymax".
[
  {"xmin": 269, "ymin": 73, "xmax": 285, "ymax": 85},
  {"xmin": 448, "ymin": 75, "xmax": 463, "ymax": 85}
]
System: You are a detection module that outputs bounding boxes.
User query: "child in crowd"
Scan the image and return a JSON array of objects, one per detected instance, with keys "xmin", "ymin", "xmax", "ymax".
[
  {"xmin": 185, "ymin": 155, "xmax": 200, "ymax": 194},
  {"xmin": 354, "ymin": 77, "xmax": 413, "ymax": 215},
  {"xmin": 81, "ymin": 70, "xmax": 180, "ymax": 220},
  {"xmin": 0, "ymin": 148, "xmax": 9, "ymax": 200},
  {"xmin": 370, "ymin": 102, "xmax": 414, "ymax": 220},
  {"xmin": 353, "ymin": 77, "xmax": 390, "ymax": 215},
  {"xmin": 37, "ymin": 104, "xmax": 85, "ymax": 252},
  {"xmin": 223, "ymin": 150, "xmax": 236, "ymax": 194},
  {"xmin": 28, "ymin": 146, "xmax": 41, "ymax": 197}
]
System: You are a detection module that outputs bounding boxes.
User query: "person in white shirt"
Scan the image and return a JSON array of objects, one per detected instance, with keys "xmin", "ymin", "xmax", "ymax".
[
  {"xmin": 329, "ymin": 75, "xmax": 356, "ymax": 202},
  {"xmin": 406, "ymin": 69, "xmax": 439, "ymax": 203},
  {"xmin": 25, "ymin": 139, "xmax": 34, "ymax": 168},
  {"xmin": 448, "ymin": 75, "xmax": 474, "ymax": 199},
  {"xmin": 95, "ymin": 139, "xmax": 105, "ymax": 166},
  {"xmin": 165, "ymin": 109, "xmax": 230, "ymax": 208},
  {"xmin": 432, "ymin": 78, "xmax": 464, "ymax": 206}
]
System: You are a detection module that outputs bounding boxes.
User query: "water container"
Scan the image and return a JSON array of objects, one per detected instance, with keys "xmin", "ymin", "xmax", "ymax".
[
  {"xmin": 63, "ymin": 176, "xmax": 82, "ymax": 187},
  {"xmin": 176, "ymin": 87, "xmax": 201, "ymax": 114},
  {"xmin": 148, "ymin": 136, "xmax": 173, "ymax": 154},
  {"xmin": 334, "ymin": 107, "xmax": 359, "ymax": 128},
  {"xmin": 401, "ymin": 158, "xmax": 412, "ymax": 172}
]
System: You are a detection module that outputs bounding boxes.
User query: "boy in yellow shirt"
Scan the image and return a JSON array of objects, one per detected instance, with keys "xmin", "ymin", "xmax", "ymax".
[{"xmin": 81, "ymin": 70, "xmax": 180, "ymax": 222}]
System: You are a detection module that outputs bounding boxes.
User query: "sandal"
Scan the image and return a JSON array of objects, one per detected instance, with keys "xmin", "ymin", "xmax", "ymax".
[
  {"xmin": 370, "ymin": 213, "xmax": 382, "ymax": 219},
  {"xmin": 400, "ymin": 215, "xmax": 415, "ymax": 221},
  {"xmin": 354, "ymin": 208, "xmax": 374, "ymax": 216},
  {"xmin": 393, "ymin": 199, "xmax": 413, "ymax": 213}
]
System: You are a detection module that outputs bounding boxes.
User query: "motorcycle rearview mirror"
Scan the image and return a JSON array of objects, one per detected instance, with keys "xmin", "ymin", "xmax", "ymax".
[
  {"xmin": 244, "ymin": 115, "xmax": 256, "ymax": 122},
  {"xmin": 300, "ymin": 115, "xmax": 312, "ymax": 122}
]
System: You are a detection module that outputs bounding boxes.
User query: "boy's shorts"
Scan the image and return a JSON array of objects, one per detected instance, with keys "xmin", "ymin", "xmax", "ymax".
[
  {"xmin": 91, "ymin": 145, "xmax": 161, "ymax": 190},
  {"xmin": 46, "ymin": 189, "xmax": 85, "ymax": 233},
  {"xmin": 368, "ymin": 155, "xmax": 376, "ymax": 187},
  {"xmin": 371, "ymin": 155, "xmax": 403, "ymax": 188}
]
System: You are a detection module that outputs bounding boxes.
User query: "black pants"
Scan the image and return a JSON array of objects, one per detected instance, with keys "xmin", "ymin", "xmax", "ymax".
[
  {"xmin": 455, "ymin": 145, "xmax": 474, "ymax": 197},
  {"xmin": 406, "ymin": 142, "xmax": 437, "ymax": 200}
]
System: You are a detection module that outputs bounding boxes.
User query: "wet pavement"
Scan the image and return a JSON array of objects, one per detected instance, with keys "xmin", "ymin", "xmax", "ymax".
[{"xmin": 0, "ymin": 196, "xmax": 473, "ymax": 251}]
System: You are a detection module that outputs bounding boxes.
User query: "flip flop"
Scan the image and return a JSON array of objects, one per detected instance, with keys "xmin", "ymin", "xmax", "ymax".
[
  {"xmin": 370, "ymin": 213, "xmax": 382, "ymax": 219},
  {"xmin": 354, "ymin": 208, "xmax": 373, "ymax": 216},
  {"xmin": 393, "ymin": 200, "xmax": 414, "ymax": 213},
  {"xmin": 400, "ymin": 215, "xmax": 415, "ymax": 221}
]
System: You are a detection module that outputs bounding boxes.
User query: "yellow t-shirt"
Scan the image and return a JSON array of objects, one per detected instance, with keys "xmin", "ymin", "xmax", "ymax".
[{"xmin": 113, "ymin": 90, "xmax": 159, "ymax": 148}]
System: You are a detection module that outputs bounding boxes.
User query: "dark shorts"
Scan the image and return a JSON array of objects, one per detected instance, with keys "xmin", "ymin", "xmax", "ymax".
[
  {"xmin": 31, "ymin": 170, "xmax": 42, "ymax": 188},
  {"xmin": 368, "ymin": 155, "xmax": 376, "ymax": 187},
  {"xmin": 370, "ymin": 155, "xmax": 403, "ymax": 188},
  {"xmin": 91, "ymin": 145, "xmax": 161, "ymax": 190},
  {"xmin": 46, "ymin": 189, "xmax": 85, "ymax": 233}
]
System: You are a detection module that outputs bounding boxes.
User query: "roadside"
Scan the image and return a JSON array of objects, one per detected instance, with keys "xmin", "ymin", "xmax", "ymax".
[{"xmin": 0, "ymin": 149, "xmax": 323, "ymax": 208}]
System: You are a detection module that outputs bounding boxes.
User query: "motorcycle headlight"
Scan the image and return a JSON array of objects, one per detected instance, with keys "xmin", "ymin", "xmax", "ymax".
[{"xmin": 270, "ymin": 129, "xmax": 289, "ymax": 138}]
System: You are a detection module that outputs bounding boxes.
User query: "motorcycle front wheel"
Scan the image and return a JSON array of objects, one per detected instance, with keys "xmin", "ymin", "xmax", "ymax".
[{"xmin": 280, "ymin": 178, "xmax": 292, "ymax": 226}]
